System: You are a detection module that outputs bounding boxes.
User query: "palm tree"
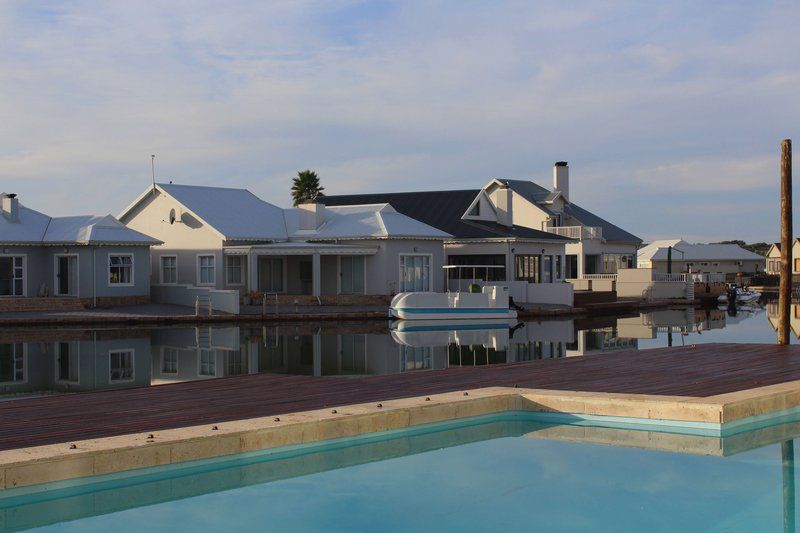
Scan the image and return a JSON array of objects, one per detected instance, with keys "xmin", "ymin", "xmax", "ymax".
[{"xmin": 291, "ymin": 170, "xmax": 325, "ymax": 206}]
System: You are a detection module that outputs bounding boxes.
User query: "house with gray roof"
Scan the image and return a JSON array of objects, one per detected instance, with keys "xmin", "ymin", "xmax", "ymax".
[
  {"xmin": 118, "ymin": 184, "xmax": 451, "ymax": 302},
  {"xmin": 638, "ymin": 239, "xmax": 764, "ymax": 276},
  {"xmin": 322, "ymin": 161, "xmax": 639, "ymax": 290},
  {"xmin": 0, "ymin": 192, "xmax": 161, "ymax": 309}
]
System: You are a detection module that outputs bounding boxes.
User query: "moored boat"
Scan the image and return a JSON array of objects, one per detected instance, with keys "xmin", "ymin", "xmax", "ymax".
[{"xmin": 389, "ymin": 286, "xmax": 517, "ymax": 320}]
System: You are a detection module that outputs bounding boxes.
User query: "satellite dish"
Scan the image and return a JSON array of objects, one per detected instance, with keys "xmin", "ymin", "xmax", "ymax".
[{"xmin": 169, "ymin": 208, "xmax": 176, "ymax": 225}]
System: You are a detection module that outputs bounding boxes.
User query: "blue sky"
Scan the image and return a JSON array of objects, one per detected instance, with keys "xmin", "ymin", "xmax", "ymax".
[{"xmin": 1, "ymin": 1, "xmax": 798, "ymax": 242}]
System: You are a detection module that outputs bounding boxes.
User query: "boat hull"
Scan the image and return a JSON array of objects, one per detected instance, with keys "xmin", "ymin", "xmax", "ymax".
[{"xmin": 389, "ymin": 307, "xmax": 518, "ymax": 320}]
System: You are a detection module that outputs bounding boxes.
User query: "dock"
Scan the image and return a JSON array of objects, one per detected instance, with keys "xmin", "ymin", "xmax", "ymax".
[{"xmin": 2, "ymin": 342, "xmax": 799, "ymax": 452}]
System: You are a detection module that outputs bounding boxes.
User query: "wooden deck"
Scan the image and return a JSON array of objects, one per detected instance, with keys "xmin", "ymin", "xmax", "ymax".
[{"xmin": 3, "ymin": 343, "xmax": 800, "ymax": 451}]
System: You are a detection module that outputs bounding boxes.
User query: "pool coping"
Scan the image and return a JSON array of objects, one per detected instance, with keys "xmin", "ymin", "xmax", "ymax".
[{"xmin": 4, "ymin": 379, "xmax": 800, "ymax": 490}]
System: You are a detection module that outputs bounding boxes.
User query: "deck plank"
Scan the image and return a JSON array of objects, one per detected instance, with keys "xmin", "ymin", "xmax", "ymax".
[{"xmin": 2, "ymin": 343, "xmax": 800, "ymax": 451}]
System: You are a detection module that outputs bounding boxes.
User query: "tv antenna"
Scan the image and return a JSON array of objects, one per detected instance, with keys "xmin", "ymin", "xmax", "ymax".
[{"xmin": 151, "ymin": 154, "xmax": 156, "ymax": 191}]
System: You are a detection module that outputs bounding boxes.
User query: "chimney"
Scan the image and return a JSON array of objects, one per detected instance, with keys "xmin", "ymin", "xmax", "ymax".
[
  {"xmin": 298, "ymin": 203, "xmax": 326, "ymax": 231},
  {"xmin": 494, "ymin": 182, "xmax": 513, "ymax": 227},
  {"xmin": 2, "ymin": 193, "xmax": 19, "ymax": 222},
  {"xmin": 553, "ymin": 161, "xmax": 569, "ymax": 202}
]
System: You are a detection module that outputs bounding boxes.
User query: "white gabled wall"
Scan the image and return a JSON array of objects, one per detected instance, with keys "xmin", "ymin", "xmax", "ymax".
[{"xmin": 120, "ymin": 189, "xmax": 225, "ymax": 288}]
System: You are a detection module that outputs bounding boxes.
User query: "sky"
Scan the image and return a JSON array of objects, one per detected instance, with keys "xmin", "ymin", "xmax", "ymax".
[{"xmin": 1, "ymin": 0, "xmax": 799, "ymax": 243}]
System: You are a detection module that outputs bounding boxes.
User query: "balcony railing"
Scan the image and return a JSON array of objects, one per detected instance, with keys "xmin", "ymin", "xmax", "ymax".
[{"xmin": 545, "ymin": 225, "xmax": 603, "ymax": 240}]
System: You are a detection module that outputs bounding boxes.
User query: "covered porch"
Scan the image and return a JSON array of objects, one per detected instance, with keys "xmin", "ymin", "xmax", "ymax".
[{"xmin": 225, "ymin": 242, "xmax": 378, "ymax": 297}]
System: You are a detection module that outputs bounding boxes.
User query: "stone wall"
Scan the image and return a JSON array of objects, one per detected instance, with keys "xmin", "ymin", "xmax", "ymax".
[{"xmin": 0, "ymin": 297, "xmax": 85, "ymax": 313}]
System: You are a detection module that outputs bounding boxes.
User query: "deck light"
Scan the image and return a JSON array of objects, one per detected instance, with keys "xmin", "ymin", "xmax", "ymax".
[
  {"xmin": 274, "ymin": 417, "xmax": 280, "ymax": 422},
  {"xmin": 331, "ymin": 409, "xmax": 338, "ymax": 414},
  {"xmin": 211, "ymin": 425, "xmax": 219, "ymax": 431},
  {"xmin": 377, "ymin": 403, "xmax": 383, "ymax": 408},
  {"xmin": 463, "ymin": 392, "xmax": 469, "ymax": 396},
  {"xmin": 425, "ymin": 397, "xmax": 431, "ymax": 401},
  {"xmin": 69, "ymin": 444, "xmax": 77, "ymax": 449}
]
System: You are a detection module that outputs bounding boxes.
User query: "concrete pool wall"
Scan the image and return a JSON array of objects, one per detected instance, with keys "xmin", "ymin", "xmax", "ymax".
[{"xmin": 4, "ymin": 380, "xmax": 800, "ymax": 489}]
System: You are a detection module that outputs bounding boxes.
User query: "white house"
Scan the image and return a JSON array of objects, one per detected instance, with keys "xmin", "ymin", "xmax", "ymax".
[
  {"xmin": 637, "ymin": 239, "xmax": 764, "ymax": 276},
  {"xmin": 765, "ymin": 240, "xmax": 800, "ymax": 275},
  {"xmin": 0, "ymin": 191, "xmax": 160, "ymax": 310},
  {"xmin": 118, "ymin": 183, "xmax": 450, "ymax": 301}
]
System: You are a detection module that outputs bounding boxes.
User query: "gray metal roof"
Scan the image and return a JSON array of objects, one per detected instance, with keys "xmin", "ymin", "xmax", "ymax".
[
  {"xmin": 322, "ymin": 190, "xmax": 569, "ymax": 241},
  {"xmin": 0, "ymin": 194, "xmax": 160, "ymax": 246},
  {"xmin": 501, "ymin": 179, "xmax": 642, "ymax": 244},
  {"xmin": 156, "ymin": 183, "xmax": 288, "ymax": 241}
]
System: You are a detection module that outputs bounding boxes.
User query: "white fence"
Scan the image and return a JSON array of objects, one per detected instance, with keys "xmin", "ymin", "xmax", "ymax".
[
  {"xmin": 545, "ymin": 225, "xmax": 603, "ymax": 240},
  {"xmin": 652, "ymin": 273, "xmax": 687, "ymax": 282},
  {"xmin": 481, "ymin": 281, "xmax": 574, "ymax": 306},
  {"xmin": 152, "ymin": 284, "xmax": 240, "ymax": 314}
]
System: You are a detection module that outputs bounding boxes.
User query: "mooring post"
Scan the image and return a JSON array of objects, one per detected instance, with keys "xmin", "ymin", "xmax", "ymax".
[{"xmin": 779, "ymin": 139, "xmax": 793, "ymax": 345}]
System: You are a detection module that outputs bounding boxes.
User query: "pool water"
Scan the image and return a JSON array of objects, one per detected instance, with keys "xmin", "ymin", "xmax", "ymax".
[{"xmin": 2, "ymin": 413, "xmax": 798, "ymax": 532}]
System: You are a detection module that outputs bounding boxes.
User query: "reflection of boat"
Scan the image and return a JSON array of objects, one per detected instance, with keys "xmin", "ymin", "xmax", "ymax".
[
  {"xmin": 390, "ymin": 319, "xmax": 512, "ymax": 350},
  {"xmin": 389, "ymin": 286, "xmax": 517, "ymax": 320}
]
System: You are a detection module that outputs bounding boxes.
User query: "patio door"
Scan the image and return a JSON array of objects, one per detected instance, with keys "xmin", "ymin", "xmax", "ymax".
[
  {"xmin": 339, "ymin": 256, "xmax": 365, "ymax": 294},
  {"xmin": 55, "ymin": 255, "xmax": 78, "ymax": 296},
  {"xmin": 258, "ymin": 257, "xmax": 284, "ymax": 293}
]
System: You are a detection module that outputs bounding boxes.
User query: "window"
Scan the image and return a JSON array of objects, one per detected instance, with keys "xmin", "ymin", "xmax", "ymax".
[
  {"xmin": 160, "ymin": 256, "xmax": 177, "ymax": 284},
  {"xmin": 0, "ymin": 343, "xmax": 24, "ymax": 383},
  {"xmin": 447, "ymin": 255, "xmax": 506, "ymax": 282},
  {"xmin": 199, "ymin": 349, "xmax": 216, "ymax": 376},
  {"xmin": 515, "ymin": 255, "xmax": 541, "ymax": 283},
  {"xmin": 109, "ymin": 349, "xmax": 134, "ymax": 382},
  {"xmin": 226, "ymin": 255, "xmax": 244, "ymax": 285},
  {"xmin": 340, "ymin": 256, "xmax": 365, "ymax": 294},
  {"xmin": 0, "ymin": 256, "xmax": 25, "ymax": 296},
  {"xmin": 467, "ymin": 201, "xmax": 480, "ymax": 217},
  {"xmin": 400, "ymin": 255, "xmax": 431, "ymax": 292},
  {"xmin": 198, "ymin": 255, "xmax": 215, "ymax": 285},
  {"xmin": 794, "ymin": 259, "xmax": 800, "ymax": 273},
  {"xmin": 161, "ymin": 347, "xmax": 178, "ymax": 374},
  {"xmin": 555, "ymin": 255, "xmax": 562, "ymax": 279},
  {"xmin": 109, "ymin": 255, "xmax": 133, "ymax": 285}
]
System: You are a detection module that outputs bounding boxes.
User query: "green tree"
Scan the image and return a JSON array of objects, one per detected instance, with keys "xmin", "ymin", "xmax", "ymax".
[{"xmin": 291, "ymin": 170, "xmax": 325, "ymax": 206}]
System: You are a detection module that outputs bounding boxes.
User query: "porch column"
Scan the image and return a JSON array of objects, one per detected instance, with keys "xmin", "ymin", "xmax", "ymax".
[
  {"xmin": 577, "ymin": 253, "xmax": 585, "ymax": 278},
  {"xmin": 312, "ymin": 252, "xmax": 321, "ymax": 297},
  {"xmin": 247, "ymin": 252, "xmax": 257, "ymax": 292}
]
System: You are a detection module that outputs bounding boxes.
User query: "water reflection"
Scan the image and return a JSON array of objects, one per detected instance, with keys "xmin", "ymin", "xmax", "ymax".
[{"xmin": 0, "ymin": 303, "xmax": 778, "ymax": 399}]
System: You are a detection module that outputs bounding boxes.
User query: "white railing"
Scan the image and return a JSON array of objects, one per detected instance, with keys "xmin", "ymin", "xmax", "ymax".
[
  {"xmin": 581, "ymin": 274, "xmax": 618, "ymax": 280},
  {"xmin": 652, "ymin": 273, "xmax": 687, "ymax": 282},
  {"xmin": 545, "ymin": 226, "xmax": 603, "ymax": 240},
  {"xmin": 688, "ymin": 272, "xmax": 726, "ymax": 283}
]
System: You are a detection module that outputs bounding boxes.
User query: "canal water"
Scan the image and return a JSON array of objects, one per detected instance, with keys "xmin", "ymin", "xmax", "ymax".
[{"xmin": 0, "ymin": 301, "xmax": 793, "ymax": 400}]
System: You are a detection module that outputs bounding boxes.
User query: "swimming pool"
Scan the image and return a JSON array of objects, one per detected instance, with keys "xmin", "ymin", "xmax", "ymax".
[{"xmin": 1, "ymin": 411, "xmax": 797, "ymax": 531}]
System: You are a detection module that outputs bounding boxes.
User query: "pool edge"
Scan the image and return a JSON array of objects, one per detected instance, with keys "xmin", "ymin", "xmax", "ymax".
[{"xmin": 5, "ymin": 381, "xmax": 800, "ymax": 490}]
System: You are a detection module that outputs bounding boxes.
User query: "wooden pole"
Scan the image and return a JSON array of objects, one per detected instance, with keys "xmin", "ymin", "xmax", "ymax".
[{"xmin": 779, "ymin": 139, "xmax": 793, "ymax": 345}]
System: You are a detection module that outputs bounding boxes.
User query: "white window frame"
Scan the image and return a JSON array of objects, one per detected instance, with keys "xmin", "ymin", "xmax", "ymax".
[
  {"xmin": 54, "ymin": 341, "xmax": 80, "ymax": 384},
  {"xmin": 108, "ymin": 253, "xmax": 134, "ymax": 287},
  {"xmin": 399, "ymin": 253, "xmax": 433, "ymax": 292},
  {"xmin": 0, "ymin": 343, "xmax": 26, "ymax": 384},
  {"xmin": 54, "ymin": 253, "xmax": 80, "ymax": 296},
  {"xmin": 159, "ymin": 255, "xmax": 178, "ymax": 285},
  {"xmin": 108, "ymin": 348, "xmax": 135, "ymax": 383},
  {"xmin": 160, "ymin": 346, "xmax": 179, "ymax": 375},
  {"xmin": 225, "ymin": 255, "xmax": 245, "ymax": 286},
  {"xmin": 197, "ymin": 254, "xmax": 216, "ymax": 286},
  {"xmin": 337, "ymin": 255, "xmax": 367, "ymax": 294},
  {"xmin": 0, "ymin": 254, "xmax": 26, "ymax": 297}
]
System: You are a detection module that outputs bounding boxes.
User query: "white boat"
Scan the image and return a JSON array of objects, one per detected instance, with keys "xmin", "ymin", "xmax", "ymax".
[
  {"xmin": 389, "ymin": 286, "xmax": 517, "ymax": 320},
  {"xmin": 717, "ymin": 287, "xmax": 761, "ymax": 304}
]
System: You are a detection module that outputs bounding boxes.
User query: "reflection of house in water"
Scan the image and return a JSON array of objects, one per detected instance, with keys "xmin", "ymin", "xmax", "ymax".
[
  {"xmin": 0, "ymin": 330, "xmax": 151, "ymax": 398},
  {"xmin": 2, "ymin": 320, "xmax": 577, "ymax": 396},
  {"xmin": 567, "ymin": 308, "xmax": 727, "ymax": 355},
  {"xmin": 391, "ymin": 319, "xmax": 574, "ymax": 369},
  {"xmin": 766, "ymin": 302, "xmax": 800, "ymax": 338}
]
